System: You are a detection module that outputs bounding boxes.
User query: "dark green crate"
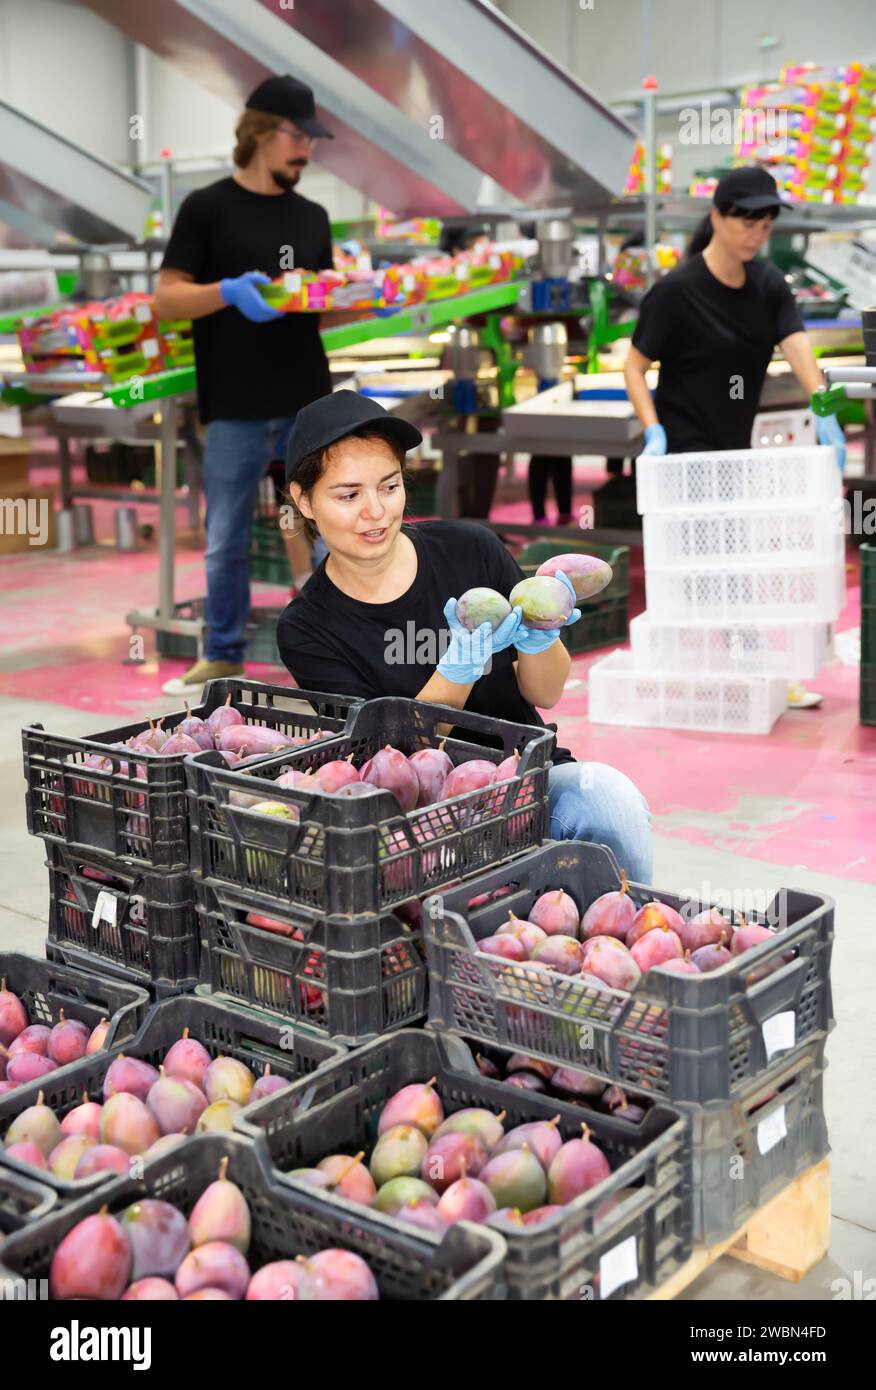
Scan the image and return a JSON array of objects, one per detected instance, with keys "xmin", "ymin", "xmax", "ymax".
[
  {"xmin": 517, "ymin": 540, "xmax": 630, "ymax": 600},
  {"xmin": 155, "ymin": 599, "xmax": 283, "ymax": 664},
  {"xmin": 861, "ymin": 607, "xmax": 876, "ymax": 666},
  {"xmin": 250, "ymin": 519, "xmax": 292, "ymax": 586},
  {"xmin": 862, "ymin": 545, "xmax": 876, "ymax": 606},
  {"xmin": 403, "ymin": 471, "xmax": 439, "ymax": 517},
  {"xmin": 861, "ymin": 662, "xmax": 876, "ymax": 727},
  {"xmin": 563, "ymin": 592, "xmax": 629, "ymax": 654}
]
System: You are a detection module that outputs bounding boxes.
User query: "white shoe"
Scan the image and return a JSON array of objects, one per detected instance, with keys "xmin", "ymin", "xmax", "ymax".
[{"xmin": 787, "ymin": 682, "xmax": 823, "ymax": 709}]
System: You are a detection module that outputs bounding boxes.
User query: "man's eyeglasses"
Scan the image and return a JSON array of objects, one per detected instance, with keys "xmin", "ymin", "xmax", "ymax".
[{"xmin": 276, "ymin": 125, "xmax": 316, "ymax": 147}]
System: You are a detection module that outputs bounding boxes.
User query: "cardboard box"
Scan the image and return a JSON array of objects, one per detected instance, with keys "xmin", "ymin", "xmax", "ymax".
[
  {"xmin": 0, "ymin": 486, "xmax": 56, "ymax": 555},
  {"xmin": 0, "ymin": 437, "xmax": 31, "ymax": 495}
]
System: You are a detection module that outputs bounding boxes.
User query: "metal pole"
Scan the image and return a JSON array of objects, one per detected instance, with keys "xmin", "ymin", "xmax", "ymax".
[
  {"xmin": 642, "ymin": 76, "xmax": 658, "ymax": 290},
  {"xmin": 157, "ymin": 396, "xmax": 178, "ymax": 621}
]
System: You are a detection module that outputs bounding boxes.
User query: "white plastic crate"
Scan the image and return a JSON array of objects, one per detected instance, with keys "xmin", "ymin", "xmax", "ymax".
[
  {"xmin": 635, "ymin": 446, "xmax": 842, "ymax": 515},
  {"xmin": 588, "ymin": 650, "xmax": 787, "ymax": 734},
  {"xmin": 645, "ymin": 559, "xmax": 844, "ymax": 623},
  {"xmin": 642, "ymin": 506, "xmax": 844, "ymax": 571},
  {"xmin": 630, "ymin": 613, "xmax": 833, "ymax": 679}
]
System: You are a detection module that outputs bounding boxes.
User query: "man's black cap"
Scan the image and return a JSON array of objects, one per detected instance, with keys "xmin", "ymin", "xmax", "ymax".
[
  {"xmin": 246, "ymin": 74, "xmax": 334, "ymax": 140},
  {"xmin": 714, "ymin": 166, "xmax": 787, "ymax": 212},
  {"xmin": 285, "ymin": 391, "xmax": 423, "ymax": 484}
]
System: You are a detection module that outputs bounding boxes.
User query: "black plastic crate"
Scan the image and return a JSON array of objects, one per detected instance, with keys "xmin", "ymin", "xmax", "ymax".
[
  {"xmin": 0, "ymin": 951, "xmax": 149, "ymax": 1053},
  {"xmin": 236, "ymin": 1028, "xmax": 691, "ymax": 1301},
  {"xmin": 862, "ymin": 663, "xmax": 876, "ymax": 727},
  {"xmin": 187, "ymin": 696, "xmax": 553, "ymax": 917},
  {"xmin": 685, "ymin": 1035, "xmax": 828, "ymax": 1243},
  {"xmin": 0, "ymin": 1133, "xmax": 505, "ymax": 1300},
  {"xmin": 195, "ymin": 881, "xmax": 427, "ymax": 1044},
  {"xmin": 424, "ymin": 839, "xmax": 833, "ymax": 1105},
  {"xmin": 0, "ymin": 1165, "xmax": 56, "ymax": 1237},
  {"xmin": 861, "ymin": 543, "xmax": 875, "ymax": 606},
  {"xmin": 23, "ymin": 678, "xmax": 361, "ymax": 871},
  {"xmin": 46, "ymin": 845, "xmax": 200, "ymax": 995},
  {"xmin": 861, "ymin": 608, "xmax": 876, "ymax": 666},
  {"xmin": 0, "ymin": 993, "xmax": 345, "ymax": 1202}
]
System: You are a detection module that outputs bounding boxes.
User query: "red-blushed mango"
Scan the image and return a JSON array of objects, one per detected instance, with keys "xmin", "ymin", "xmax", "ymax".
[{"xmin": 535, "ymin": 552, "xmax": 612, "ymax": 600}]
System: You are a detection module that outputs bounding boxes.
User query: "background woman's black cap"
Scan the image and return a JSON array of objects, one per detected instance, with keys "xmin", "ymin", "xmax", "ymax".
[
  {"xmin": 285, "ymin": 391, "xmax": 423, "ymax": 484},
  {"xmin": 246, "ymin": 74, "xmax": 334, "ymax": 139},
  {"xmin": 714, "ymin": 166, "xmax": 787, "ymax": 211}
]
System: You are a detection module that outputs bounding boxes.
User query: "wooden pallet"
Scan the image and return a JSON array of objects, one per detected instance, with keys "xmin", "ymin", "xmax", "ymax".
[{"xmin": 648, "ymin": 1158, "xmax": 831, "ymax": 1300}]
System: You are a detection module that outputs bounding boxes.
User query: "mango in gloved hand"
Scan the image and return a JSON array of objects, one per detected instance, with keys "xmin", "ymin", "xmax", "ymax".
[
  {"xmin": 456, "ymin": 588, "xmax": 512, "ymax": 632},
  {"xmin": 509, "ymin": 576, "xmax": 574, "ymax": 630},
  {"xmin": 534, "ymin": 553, "xmax": 613, "ymax": 601}
]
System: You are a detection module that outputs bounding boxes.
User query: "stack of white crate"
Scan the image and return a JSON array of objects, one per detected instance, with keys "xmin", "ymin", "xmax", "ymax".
[{"xmin": 589, "ymin": 447, "xmax": 844, "ymax": 734}]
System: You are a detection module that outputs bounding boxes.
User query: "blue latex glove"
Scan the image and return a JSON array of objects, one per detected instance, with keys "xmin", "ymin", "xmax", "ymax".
[
  {"xmin": 815, "ymin": 413, "xmax": 846, "ymax": 474},
  {"xmin": 219, "ymin": 271, "xmax": 283, "ymax": 323},
  {"xmin": 437, "ymin": 599, "xmax": 521, "ymax": 685},
  {"xmin": 639, "ymin": 422, "xmax": 668, "ymax": 457},
  {"xmin": 513, "ymin": 571, "xmax": 581, "ymax": 655}
]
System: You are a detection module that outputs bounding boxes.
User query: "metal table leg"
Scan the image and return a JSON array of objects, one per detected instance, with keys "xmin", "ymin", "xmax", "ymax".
[
  {"xmin": 158, "ymin": 396, "xmax": 178, "ymax": 621},
  {"xmin": 57, "ymin": 431, "xmax": 74, "ymax": 511},
  {"xmin": 126, "ymin": 394, "xmax": 206, "ymax": 653},
  {"xmin": 437, "ymin": 444, "xmax": 460, "ymax": 519}
]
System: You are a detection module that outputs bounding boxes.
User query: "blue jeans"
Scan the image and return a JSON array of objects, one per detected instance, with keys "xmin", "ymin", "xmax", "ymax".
[
  {"xmin": 203, "ymin": 417, "xmax": 327, "ymax": 663},
  {"xmin": 548, "ymin": 760, "xmax": 652, "ymax": 885}
]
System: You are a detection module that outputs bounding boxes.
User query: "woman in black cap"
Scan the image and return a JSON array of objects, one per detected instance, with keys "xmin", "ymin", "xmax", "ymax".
[
  {"xmin": 277, "ymin": 390, "xmax": 653, "ymax": 881},
  {"xmin": 624, "ymin": 166, "xmax": 846, "ymax": 468}
]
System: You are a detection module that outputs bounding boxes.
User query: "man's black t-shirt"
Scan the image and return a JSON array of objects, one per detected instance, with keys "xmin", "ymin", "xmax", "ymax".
[
  {"xmin": 632, "ymin": 253, "xmax": 804, "ymax": 452},
  {"xmin": 161, "ymin": 178, "xmax": 334, "ymax": 424},
  {"xmin": 277, "ymin": 521, "xmax": 574, "ymax": 764}
]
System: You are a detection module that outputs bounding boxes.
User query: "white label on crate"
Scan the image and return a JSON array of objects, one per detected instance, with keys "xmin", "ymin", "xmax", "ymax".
[
  {"xmin": 599, "ymin": 1235, "xmax": 638, "ymax": 1299},
  {"xmin": 455, "ymin": 263, "xmax": 469, "ymax": 279},
  {"xmin": 135, "ymin": 303, "xmax": 152, "ymax": 323},
  {"xmin": 762, "ymin": 1011, "xmax": 796, "ymax": 1061},
  {"xmin": 283, "ymin": 272, "xmax": 302, "ymax": 293},
  {"xmin": 403, "ymin": 275, "xmax": 415, "ymax": 292},
  {"xmin": 92, "ymin": 891, "xmax": 117, "ymax": 931},
  {"xmin": 489, "ymin": 254, "xmax": 500, "ymax": 269},
  {"xmin": 757, "ymin": 1104, "xmax": 787, "ymax": 1155},
  {"xmin": 141, "ymin": 338, "xmax": 160, "ymax": 358}
]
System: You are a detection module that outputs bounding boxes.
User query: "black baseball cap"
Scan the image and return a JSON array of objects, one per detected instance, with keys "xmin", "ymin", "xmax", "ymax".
[
  {"xmin": 246, "ymin": 74, "xmax": 334, "ymax": 140},
  {"xmin": 714, "ymin": 166, "xmax": 787, "ymax": 212},
  {"xmin": 285, "ymin": 391, "xmax": 423, "ymax": 484}
]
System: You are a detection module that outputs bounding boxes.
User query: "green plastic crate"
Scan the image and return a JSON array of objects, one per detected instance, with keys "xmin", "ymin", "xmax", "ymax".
[
  {"xmin": 517, "ymin": 540, "xmax": 630, "ymax": 600},
  {"xmin": 250, "ymin": 518, "xmax": 292, "ymax": 585},
  {"xmin": 563, "ymin": 592, "xmax": 629, "ymax": 654},
  {"xmin": 862, "ymin": 545, "xmax": 876, "ymax": 607},
  {"xmin": 862, "ymin": 663, "xmax": 876, "ymax": 726},
  {"xmin": 517, "ymin": 541, "xmax": 630, "ymax": 655}
]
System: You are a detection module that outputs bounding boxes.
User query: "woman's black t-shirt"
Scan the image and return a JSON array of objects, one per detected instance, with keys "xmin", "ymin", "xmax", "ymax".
[
  {"xmin": 632, "ymin": 252, "xmax": 804, "ymax": 452},
  {"xmin": 277, "ymin": 520, "xmax": 574, "ymax": 764}
]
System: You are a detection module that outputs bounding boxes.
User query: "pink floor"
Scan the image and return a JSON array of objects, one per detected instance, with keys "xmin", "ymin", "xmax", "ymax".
[{"xmin": 3, "ymin": 454, "xmax": 874, "ymax": 885}]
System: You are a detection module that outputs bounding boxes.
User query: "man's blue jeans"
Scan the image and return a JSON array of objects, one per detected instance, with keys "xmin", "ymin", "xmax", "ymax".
[
  {"xmin": 203, "ymin": 417, "xmax": 327, "ymax": 663},
  {"xmin": 548, "ymin": 760, "xmax": 653, "ymax": 884}
]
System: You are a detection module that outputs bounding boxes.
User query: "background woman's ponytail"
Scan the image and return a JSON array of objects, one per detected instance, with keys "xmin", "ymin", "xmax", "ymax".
[{"xmin": 687, "ymin": 213, "xmax": 713, "ymax": 258}]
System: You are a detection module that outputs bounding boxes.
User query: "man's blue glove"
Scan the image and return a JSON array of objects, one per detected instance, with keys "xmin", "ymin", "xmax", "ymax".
[
  {"xmin": 437, "ymin": 599, "xmax": 521, "ymax": 685},
  {"xmin": 639, "ymin": 422, "xmax": 668, "ymax": 456},
  {"xmin": 815, "ymin": 413, "xmax": 846, "ymax": 474},
  {"xmin": 219, "ymin": 271, "xmax": 283, "ymax": 323},
  {"xmin": 513, "ymin": 571, "xmax": 581, "ymax": 655}
]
